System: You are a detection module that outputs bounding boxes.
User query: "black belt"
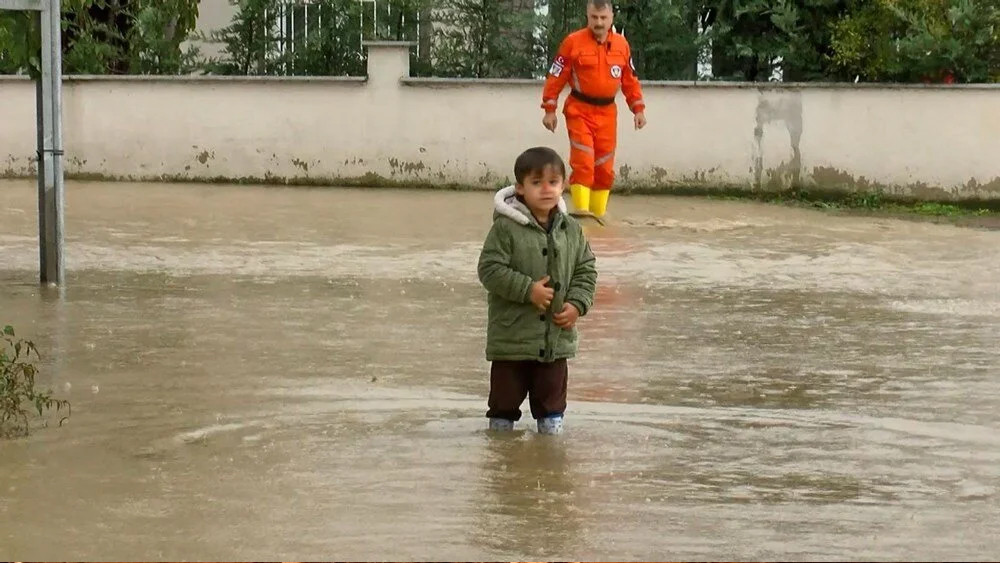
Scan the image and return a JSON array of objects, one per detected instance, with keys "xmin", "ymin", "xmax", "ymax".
[{"xmin": 570, "ymin": 89, "xmax": 615, "ymax": 106}]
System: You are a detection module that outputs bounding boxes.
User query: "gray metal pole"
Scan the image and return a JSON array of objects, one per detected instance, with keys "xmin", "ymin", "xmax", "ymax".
[
  {"xmin": 37, "ymin": 2, "xmax": 52, "ymax": 283},
  {"xmin": 50, "ymin": 0, "xmax": 65, "ymax": 285},
  {"xmin": 36, "ymin": 50, "xmax": 47, "ymax": 282},
  {"xmin": 36, "ymin": 0, "xmax": 64, "ymax": 285}
]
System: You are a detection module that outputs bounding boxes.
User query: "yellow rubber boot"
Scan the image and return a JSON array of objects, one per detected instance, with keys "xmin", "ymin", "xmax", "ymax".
[
  {"xmin": 570, "ymin": 184, "xmax": 591, "ymax": 213},
  {"xmin": 590, "ymin": 189, "xmax": 610, "ymax": 218}
]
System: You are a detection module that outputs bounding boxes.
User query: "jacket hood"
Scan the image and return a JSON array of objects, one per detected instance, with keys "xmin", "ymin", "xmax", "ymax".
[{"xmin": 492, "ymin": 185, "xmax": 567, "ymax": 226}]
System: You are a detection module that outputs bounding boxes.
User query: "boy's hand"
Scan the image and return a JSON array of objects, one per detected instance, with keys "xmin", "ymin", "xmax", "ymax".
[
  {"xmin": 530, "ymin": 275, "xmax": 554, "ymax": 311},
  {"xmin": 553, "ymin": 303, "xmax": 580, "ymax": 329}
]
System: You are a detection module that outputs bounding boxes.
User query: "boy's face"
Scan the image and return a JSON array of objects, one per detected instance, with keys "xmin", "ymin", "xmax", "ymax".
[{"xmin": 516, "ymin": 165, "xmax": 565, "ymax": 217}]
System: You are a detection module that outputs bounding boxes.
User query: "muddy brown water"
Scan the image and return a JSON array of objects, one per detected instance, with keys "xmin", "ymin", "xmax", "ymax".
[{"xmin": 1, "ymin": 180, "xmax": 999, "ymax": 560}]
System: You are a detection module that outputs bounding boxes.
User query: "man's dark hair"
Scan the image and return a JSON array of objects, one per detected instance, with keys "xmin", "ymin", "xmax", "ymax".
[
  {"xmin": 514, "ymin": 147, "xmax": 566, "ymax": 184},
  {"xmin": 587, "ymin": 0, "xmax": 613, "ymax": 10}
]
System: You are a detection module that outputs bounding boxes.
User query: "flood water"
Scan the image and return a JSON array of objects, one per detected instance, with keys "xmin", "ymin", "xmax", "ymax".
[{"xmin": 1, "ymin": 179, "xmax": 999, "ymax": 560}]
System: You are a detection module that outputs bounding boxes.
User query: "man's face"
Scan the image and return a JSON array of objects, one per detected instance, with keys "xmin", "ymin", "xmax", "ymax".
[{"xmin": 586, "ymin": 3, "xmax": 613, "ymax": 42}]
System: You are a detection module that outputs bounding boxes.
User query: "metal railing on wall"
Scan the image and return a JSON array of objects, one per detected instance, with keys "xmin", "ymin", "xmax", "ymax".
[{"xmin": 265, "ymin": 0, "xmax": 423, "ymax": 71}]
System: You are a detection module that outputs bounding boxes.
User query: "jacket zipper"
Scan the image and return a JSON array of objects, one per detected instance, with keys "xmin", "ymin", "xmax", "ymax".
[{"xmin": 541, "ymin": 216, "xmax": 557, "ymax": 361}]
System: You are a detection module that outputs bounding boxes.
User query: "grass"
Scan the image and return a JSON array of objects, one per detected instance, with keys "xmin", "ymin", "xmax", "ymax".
[{"xmin": 701, "ymin": 187, "xmax": 1000, "ymax": 222}]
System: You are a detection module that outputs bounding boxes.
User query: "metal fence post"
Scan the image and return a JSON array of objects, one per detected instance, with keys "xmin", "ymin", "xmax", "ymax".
[{"xmin": 36, "ymin": 0, "xmax": 64, "ymax": 285}]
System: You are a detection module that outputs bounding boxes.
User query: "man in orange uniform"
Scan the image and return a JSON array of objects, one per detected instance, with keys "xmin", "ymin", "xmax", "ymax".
[{"xmin": 541, "ymin": 0, "xmax": 647, "ymax": 219}]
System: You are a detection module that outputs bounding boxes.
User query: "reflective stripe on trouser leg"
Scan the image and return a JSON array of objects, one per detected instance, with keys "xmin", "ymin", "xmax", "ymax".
[
  {"xmin": 565, "ymin": 113, "xmax": 594, "ymax": 189},
  {"xmin": 593, "ymin": 118, "xmax": 617, "ymax": 190},
  {"xmin": 594, "ymin": 151, "xmax": 615, "ymax": 188},
  {"xmin": 591, "ymin": 112, "xmax": 617, "ymax": 217}
]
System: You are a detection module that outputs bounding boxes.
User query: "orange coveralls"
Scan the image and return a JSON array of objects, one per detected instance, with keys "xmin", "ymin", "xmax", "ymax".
[{"xmin": 542, "ymin": 28, "xmax": 645, "ymax": 217}]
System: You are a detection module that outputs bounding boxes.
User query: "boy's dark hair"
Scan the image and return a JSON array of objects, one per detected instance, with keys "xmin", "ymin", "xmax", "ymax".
[{"xmin": 514, "ymin": 147, "xmax": 566, "ymax": 185}]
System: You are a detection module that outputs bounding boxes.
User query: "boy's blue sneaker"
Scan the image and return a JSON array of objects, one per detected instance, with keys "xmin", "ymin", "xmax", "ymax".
[
  {"xmin": 537, "ymin": 414, "xmax": 563, "ymax": 435},
  {"xmin": 488, "ymin": 418, "xmax": 515, "ymax": 431}
]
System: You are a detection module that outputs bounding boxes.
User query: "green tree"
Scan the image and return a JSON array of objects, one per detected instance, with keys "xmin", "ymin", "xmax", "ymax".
[
  {"xmin": 432, "ymin": 0, "xmax": 543, "ymax": 78},
  {"xmin": 204, "ymin": 0, "xmax": 281, "ymax": 75},
  {"xmin": 543, "ymin": 0, "xmax": 586, "ymax": 59},
  {"xmin": 1, "ymin": 0, "xmax": 201, "ymax": 75},
  {"xmin": 830, "ymin": 0, "xmax": 1000, "ymax": 83},
  {"xmin": 289, "ymin": 0, "xmax": 366, "ymax": 76},
  {"xmin": 0, "ymin": 11, "xmax": 40, "ymax": 75},
  {"xmin": 902, "ymin": 0, "xmax": 1000, "ymax": 82},
  {"xmin": 128, "ymin": 0, "xmax": 203, "ymax": 74},
  {"xmin": 698, "ymin": 0, "xmax": 804, "ymax": 81},
  {"xmin": 775, "ymin": 0, "xmax": 851, "ymax": 81},
  {"xmin": 615, "ymin": 0, "xmax": 703, "ymax": 80}
]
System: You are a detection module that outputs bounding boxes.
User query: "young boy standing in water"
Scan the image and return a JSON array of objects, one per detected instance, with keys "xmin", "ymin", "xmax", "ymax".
[{"xmin": 477, "ymin": 147, "xmax": 598, "ymax": 435}]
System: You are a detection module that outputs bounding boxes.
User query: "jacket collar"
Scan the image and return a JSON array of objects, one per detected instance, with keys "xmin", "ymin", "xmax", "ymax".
[{"xmin": 493, "ymin": 185, "xmax": 567, "ymax": 228}]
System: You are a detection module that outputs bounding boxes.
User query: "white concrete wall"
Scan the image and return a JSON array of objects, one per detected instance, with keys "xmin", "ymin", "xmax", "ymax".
[{"xmin": 2, "ymin": 42, "xmax": 999, "ymax": 200}]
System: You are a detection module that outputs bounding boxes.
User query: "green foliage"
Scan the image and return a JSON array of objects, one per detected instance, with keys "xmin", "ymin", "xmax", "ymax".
[
  {"xmin": 619, "ymin": 0, "xmax": 999, "ymax": 83},
  {"xmin": 288, "ymin": 0, "xmax": 366, "ymax": 76},
  {"xmin": 3, "ymin": 0, "xmax": 998, "ymax": 81},
  {"xmin": 544, "ymin": 0, "xmax": 586, "ymax": 60},
  {"xmin": 776, "ymin": 0, "xmax": 851, "ymax": 81},
  {"xmin": 831, "ymin": 0, "xmax": 1000, "ymax": 83},
  {"xmin": 128, "ymin": 0, "xmax": 204, "ymax": 74},
  {"xmin": 0, "ymin": 0, "xmax": 200, "ymax": 75},
  {"xmin": 895, "ymin": 0, "xmax": 1000, "ymax": 82},
  {"xmin": 699, "ymin": 0, "xmax": 787, "ymax": 81},
  {"xmin": 906, "ymin": 201, "xmax": 987, "ymax": 216},
  {"xmin": 615, "ymin": 0, "xmax": 704, "ymax": 80},
  {"xmin": 0, "ymin": 10, "xmax": 41, "ymax": 76},
  {"xmin": 61, "ymin": 0, "xmax": 130, "ymax": 74},
  {"xmin": 828, "ymin": 0, "xmax": 903, "ymax": 81},
  {"xmin": 697, "ymin": 0, "xmax": 849, "ymax": 81},
  {"xmin": 204, "ymin": 0, "xmax": 281, "ymax": 75},
  {"xmin": 431, "ymin": 0, "xmax": 543, "ymax": 78},
  {"xmin": 1, "ymin": 325, "xmax": 70, "ymax": 439}
]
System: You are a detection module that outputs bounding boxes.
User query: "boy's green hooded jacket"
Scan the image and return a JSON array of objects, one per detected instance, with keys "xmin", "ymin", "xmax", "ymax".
[{"xmin": 477, "ymin": 185, "xmax": 598, "ymax": 362}]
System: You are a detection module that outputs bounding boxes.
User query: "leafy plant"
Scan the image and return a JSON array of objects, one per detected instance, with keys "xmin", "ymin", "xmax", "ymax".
[
  {"xmin": 205, "ymin": 0, "xmax": 374, "ymax": 76},
  {"xmin": 830, "ymin": 0, "xmax": 1000, "ymax": 83},
  {"xmin": 614, "ymin": 0, "xmax": 705, "ymax": 80},
  {"xmin": 5, "ymin": 0, "xmax": 999, "ymax": 81},
  {"xmin": 1, "ymin": 0, "xmax": 201, "ymax": 75},
  {"xmin": 1, "ymin": 325, "xmax": 70, "ymax": 439},
  {"xmin": 432, "ymin": 0, "xmax": 544, "ymax": 78},
  {"xmin": 0, "ymin": 10, "xmax": 41, "ymax": 76}
]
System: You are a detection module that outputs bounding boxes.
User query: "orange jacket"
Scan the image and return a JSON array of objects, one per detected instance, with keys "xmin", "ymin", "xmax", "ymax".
[{"xmin": 542, "ymin": 28, "xmax": 645, "ymax": 114}]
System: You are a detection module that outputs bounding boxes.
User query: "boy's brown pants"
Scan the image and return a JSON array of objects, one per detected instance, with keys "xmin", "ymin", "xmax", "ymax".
[{"xmin": 487, "ymin": 359, "xmax": 567, "ymax": 421}]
